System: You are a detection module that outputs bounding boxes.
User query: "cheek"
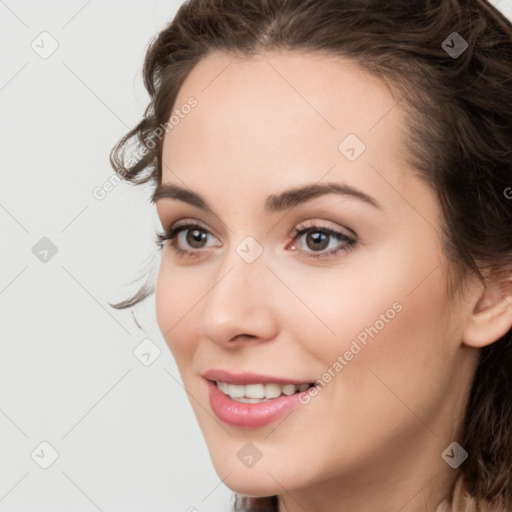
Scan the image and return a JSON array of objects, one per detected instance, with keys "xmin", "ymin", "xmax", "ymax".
[
  {"xmin": 299, "ymin": 242, "xmax": 456, "ymax": 407},
  {"xmin": 324, "ymin": 267, "xmax": 456, "ymax": 430},
  {"xmin": 271, "ymin": 262, "xmax": 410, "ymax": 368},
  {"xmin": 155, "ymin": 259, "xmax": 201, "ymax": 362}
]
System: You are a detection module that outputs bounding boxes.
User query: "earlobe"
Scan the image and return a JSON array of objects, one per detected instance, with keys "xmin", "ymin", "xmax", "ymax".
[{"xmin": 462, "ymin": 277, "xmax": 512, "ymax": 348}]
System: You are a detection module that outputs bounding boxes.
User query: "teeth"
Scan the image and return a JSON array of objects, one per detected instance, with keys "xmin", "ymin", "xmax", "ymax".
[
  {"xmin": 216, "ymin": 381, "xmax": 313, "ymax": 401},
  {"xmin": 245, "ymin": 384, "xmax": 265, "ymax": 398},
  {"xmin": 264, "ymin": 383, "xmax": 282, "ymax": 399},
  {"xmin": 231, "ymin": 397, "xmax": 268, "ymax": 403},
  {"xmin": 281, "ymin": 384, "xmax": 296, "ymax": 395}
]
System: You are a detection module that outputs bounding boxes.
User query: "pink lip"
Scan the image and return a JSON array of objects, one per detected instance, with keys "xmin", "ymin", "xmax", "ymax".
[
  {"xmin": 202, "ymin": 368, "xmax": 314, "ymax": 386},
  {"xmin": 206, "ymin": 380, "xmax": 307, "ymax": 428}
]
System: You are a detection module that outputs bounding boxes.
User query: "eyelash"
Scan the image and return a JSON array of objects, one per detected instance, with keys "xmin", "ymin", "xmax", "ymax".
[{"xmin": 154, "ymin": 221, "xmax": 356, "ymax": 260}]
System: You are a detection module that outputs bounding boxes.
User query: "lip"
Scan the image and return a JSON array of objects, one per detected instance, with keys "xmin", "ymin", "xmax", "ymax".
[
  {"xmin": 206, "ymin": 380, "xmax": 308, "ymax": 428},
  {"xmin": 202, "ymin": 368, "xmax": 315, "ymax": 386}
]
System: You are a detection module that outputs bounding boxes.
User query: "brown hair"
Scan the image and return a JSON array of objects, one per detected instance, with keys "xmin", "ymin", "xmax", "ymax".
[{"xmin": 108, "ymin": 0, "xmax": 512, "ymax": 509}]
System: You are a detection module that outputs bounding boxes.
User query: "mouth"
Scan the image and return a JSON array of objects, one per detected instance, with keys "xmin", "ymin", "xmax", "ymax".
[
  {"xmin": 202, "ymin": 369, "xmax": 319, "ymax": 426},
  {"xmin": 209, "ymin": 380, "xmax": 317, "ymax": 403},
  {"xmin": 205, "ymin": 378, "xmax": 317, "ymax": 428}
]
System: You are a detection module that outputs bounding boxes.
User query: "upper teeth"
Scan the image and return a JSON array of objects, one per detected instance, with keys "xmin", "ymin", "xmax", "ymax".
[{"xmin": 216, "ymin": 381, "xmax": 311, "ymax": 400}]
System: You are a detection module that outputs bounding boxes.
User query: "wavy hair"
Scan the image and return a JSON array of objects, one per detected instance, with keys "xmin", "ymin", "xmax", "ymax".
[{"xmin": 108, "ymin": 0, "xmax": 512, "ymax": 510}]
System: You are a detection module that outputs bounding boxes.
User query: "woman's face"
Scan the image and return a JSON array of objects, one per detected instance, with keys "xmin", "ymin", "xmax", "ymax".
[{"xmin": 155, "ymin": 51, "xmax": 479, "ymax": 506}]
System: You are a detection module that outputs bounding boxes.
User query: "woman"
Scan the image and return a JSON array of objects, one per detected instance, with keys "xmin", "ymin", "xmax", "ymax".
[{"xmin": 109, "ymin": 0, "xmax": 512, "ymax": 510}]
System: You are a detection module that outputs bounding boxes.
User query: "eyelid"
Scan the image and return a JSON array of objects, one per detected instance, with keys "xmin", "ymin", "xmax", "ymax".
[
  {"xmin": 169, "ymin": 219, "xmax": 222, "ymax": 242},
  {"xmin": 287, "ymin": 219, "xmax": 355, "ymax": 240},
  {"xmin": 161, "ymin": 218, "xmax": 352, "ymax": 244},
  {"xmin": 170, "ymin": 217, "xmax": 212, "ymax": 232}
]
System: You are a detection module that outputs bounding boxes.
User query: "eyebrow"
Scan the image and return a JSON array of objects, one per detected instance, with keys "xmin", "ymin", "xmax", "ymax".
[{"xmin": 151, "ymin": 181, "xmax": 382, "ymax": 213}]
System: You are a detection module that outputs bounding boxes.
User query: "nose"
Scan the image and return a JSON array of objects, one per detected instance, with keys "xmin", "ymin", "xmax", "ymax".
[{"xmin": 197, "ymin": 246, "xmax": 279, "ymax": 347}]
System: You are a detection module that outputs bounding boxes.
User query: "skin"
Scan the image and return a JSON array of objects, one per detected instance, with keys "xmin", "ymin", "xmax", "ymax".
[{"xmin": 154, "ymin": 50, "xmax": 512, "ymax": 512}]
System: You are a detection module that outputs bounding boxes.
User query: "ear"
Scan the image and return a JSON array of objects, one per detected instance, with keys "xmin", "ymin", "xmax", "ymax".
[{"xmin": 462, "ymin": 271, "xmax": 512, "ymax": 348}]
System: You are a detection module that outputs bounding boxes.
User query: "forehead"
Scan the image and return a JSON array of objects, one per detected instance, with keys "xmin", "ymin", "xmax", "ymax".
[{"xmin": 161, "ymin": 50, "xmax": 411, "ymax": 205}]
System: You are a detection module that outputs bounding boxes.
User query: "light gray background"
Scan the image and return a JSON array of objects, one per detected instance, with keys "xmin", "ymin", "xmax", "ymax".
[
  {"xmin": 1, "ymin": 1, "xmax": 511, "ymax": 511},
  {"xmin": 1, "ymin": 1, "xmax": 232, "ymax": 511}
]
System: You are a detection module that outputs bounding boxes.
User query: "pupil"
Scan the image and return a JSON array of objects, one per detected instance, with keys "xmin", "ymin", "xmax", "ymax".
[
  {"xmin": 187, "ymin": 229, "xmax": 206, "ymax": 248},
  {"xmin": 307, "ymin": 231, "xmax": 328, "ymax": 251}
]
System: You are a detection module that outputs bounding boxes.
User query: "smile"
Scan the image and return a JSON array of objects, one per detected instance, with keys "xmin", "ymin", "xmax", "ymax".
[{"xmin": 214, "ymin": 381, "xmax": 314, "ymax": 403}]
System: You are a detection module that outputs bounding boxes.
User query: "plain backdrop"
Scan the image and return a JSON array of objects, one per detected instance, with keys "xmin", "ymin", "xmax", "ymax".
[
  {"xmin": 1, "ymin": 1, "xmax": 511, "ymax": 511},
  {"xmin": 1, "ymin": 1, "xmax": 232, "ymax": 511}
]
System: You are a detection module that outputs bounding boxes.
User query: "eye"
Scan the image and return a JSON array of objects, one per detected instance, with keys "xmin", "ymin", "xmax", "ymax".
[
  {"xmin": 155, "ymin": 221, "xmax": 220, "ymax": 258},
  {"xmin": 287, "ymin": 222, "xmax": 356, "ymax": 260},
  {"xmin": 154, "ymin": 219, "xmax": 356, "ymax": 260}
]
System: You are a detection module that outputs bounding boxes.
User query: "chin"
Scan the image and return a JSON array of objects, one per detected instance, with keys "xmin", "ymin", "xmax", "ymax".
[
  {"xmin": 221, "ymin": 477, "xmax": 281, "ymax": 498},
  {"xmin": 210, "ymin": 454, "xmax": 309, "ymax": 498}
]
